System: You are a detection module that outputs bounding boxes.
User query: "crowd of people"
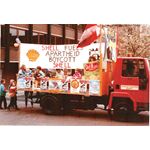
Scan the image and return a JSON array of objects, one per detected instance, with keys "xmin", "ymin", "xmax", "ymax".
[
  {"xmin": 18, "ymin": 65, "xmax": 84, "ymax": 85},
  {"xmin": 0, "ymin": 56, "xmax": 98, "ymax": 110},
  {"xmin": 0, "ymin": 65, "xmax": 84, "ymax": 110}
]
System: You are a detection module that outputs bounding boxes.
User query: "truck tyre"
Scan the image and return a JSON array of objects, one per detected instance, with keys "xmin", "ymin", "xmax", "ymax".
[
  {"xmin": 40, "ymin": 95, "xmax": 61, "ymax": 115},
  {"xmin": 112, "ymin": 102, "xmax": 133, "ymax": 122}
]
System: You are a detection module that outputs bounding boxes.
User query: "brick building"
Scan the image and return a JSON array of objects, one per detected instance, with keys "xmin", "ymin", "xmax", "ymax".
[{"xmin": 0, "ymin": 24, "xmax": 85, "ymax": 86}]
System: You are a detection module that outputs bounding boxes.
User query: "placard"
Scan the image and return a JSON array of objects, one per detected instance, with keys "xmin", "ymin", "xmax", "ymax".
[
  {"xmin": 24, "ymin": 77, "xmax": 33, "ymax": 89},
  {"xmin": 84, "ymin": 61, "xmax": 100, "ymax": 80},
  {"xmin": 79, "ymin": 80, "xmax": 88, "ymax": 94},
  {"xmin": 19, "ymin": 43, "xmax": 100, "ymax": 69},
  {"xmin": 49, "ymin": 80, "xmax": 62, "ymax": 90},
  {"xmin": 17, "ymin": 77, "xmax": 33, "ymax": 89},
  {"xmin": 89, "ymin": 80, "xmax": 100, "ymax": 95},
  {"xmin": 17, "ymin": 78, "xmax": 26, "ymax": 89},
  {"xmin": 61, "ymin": 79, "xmax": 69, "ymax": 92},
  {"xmin": 40, "ymin": 78, "xmax": 49, "ymax": 90},
  {"xmin": 70, "ymin": 79, "xmax": 80, "ymax": 94}
]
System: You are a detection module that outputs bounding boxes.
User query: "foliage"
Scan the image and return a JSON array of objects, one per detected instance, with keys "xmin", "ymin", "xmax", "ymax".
[{"xmin": 117, "ymin": 24, "xmax": 150, "ymax": 58}]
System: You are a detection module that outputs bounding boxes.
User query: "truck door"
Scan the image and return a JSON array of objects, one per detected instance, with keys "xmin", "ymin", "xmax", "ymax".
[{"xmin": 120, "ymin": 58, "xmax": 149, "ymax": 104}]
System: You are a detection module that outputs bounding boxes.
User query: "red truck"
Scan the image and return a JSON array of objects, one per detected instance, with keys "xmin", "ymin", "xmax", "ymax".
[
  {"xmin": 108, "ymin": 57, "xmax": 149, "ymax": 121},
  {"xmin": 38, "ymin": 56, "xmax": 149, "ymax": 122},
  {"xmin": 17, "ymin": 43, "xmax": 149, "ymax": 122}
]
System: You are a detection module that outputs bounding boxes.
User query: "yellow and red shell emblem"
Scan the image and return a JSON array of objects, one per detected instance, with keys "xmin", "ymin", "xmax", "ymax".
[
  {"xmin": 26, "ymin": 49, "xmax": 40, "ymax": 62},
  {"xmin": 71, "ymin": 80, "xmax": 79, "ymax": 89}
]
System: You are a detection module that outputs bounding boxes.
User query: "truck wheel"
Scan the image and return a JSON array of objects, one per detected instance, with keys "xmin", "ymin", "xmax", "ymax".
[
  {"xmin": 40, "ymin": 95, "xmax": 61, "ymax": 115},
  {"xmin": 112, "ymin": 102, "xmax": 133, "ymax": 122}
]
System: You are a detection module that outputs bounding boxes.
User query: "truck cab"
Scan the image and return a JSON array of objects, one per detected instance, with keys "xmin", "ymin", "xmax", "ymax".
[{"xmin": 108, "ymin": 57, "xmax": 149, "ymax": 121}]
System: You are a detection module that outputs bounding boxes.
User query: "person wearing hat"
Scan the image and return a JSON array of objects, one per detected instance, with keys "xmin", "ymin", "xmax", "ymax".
[{"xmin": 7, "ymin": 79, "xmax": 19, "ymax": 110}]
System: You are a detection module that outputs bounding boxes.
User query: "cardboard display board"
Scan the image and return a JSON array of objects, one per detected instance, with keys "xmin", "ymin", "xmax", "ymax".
[
  {"xmin": 19, "ymin": 43, "xmax": 100, "ymax": 69},
  {"xmin": 49, "ymin": 80, "xmax": 62, "ymax": 90},
  {"xmin": 17, "ymin": 76, "xmax": 101, "ymax": 96},
  {"xmin": 17, "ymin": 77, "xmax": 33, "ymax": 89},
  {"xmin": 61, "ymin": 79, "xmax": 69, "ymax": 93},
  {"xmin": 40, "ymin": 78, "xmax": 49, "ymax": 90},
  {"xmin": 17, "ymin": 78, "xmax": 26, "ymax": 89},
  {"xmin": 25, "ymin": 77, "xmax": 33, "ymax": 88},
  {"xmin": 18, "ymin": 43, "xmax": 117, "ymax": 96},
  {"xmin": 79, "ymin": 80, "xmax": 88, "ymax": 94},
  {"xmin": 89, "ymin": 80, "xmax": 100, "ymax": 95},
  {"xmin": 84, "ymin": 61, "xmax": 100, "ymax": 80},
  {"xmin": 70, "ymin": 79, "xmax": 80, "ymax": 94},
  {"xmin": 70, "ymin": 79, "xmax": 88, "ymax": 94}
]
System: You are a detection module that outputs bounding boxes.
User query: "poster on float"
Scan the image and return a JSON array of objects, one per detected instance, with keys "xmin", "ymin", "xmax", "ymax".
[
  {"xmin": 24, "ymin": 77, "xmax": 33, "ymax": 89},
  {"xmin": 89, "ymin": 80, "xmax": 100, "ymax": 95},
  {"xmin": 40, "ymin": 78, "xmax": 49, "ymax": 90},
  {"xmin": 17, "ymin": 77, "xmax": 33, "ymax": 89},
  {"xmin": 19, "ymin": 43, "xmax": 100, "ymax": 69},
  {"xmin": 70, "ymin": 79, "xmax": 88, "ymax": 94},
  {"xmin": 17, "ymin": 78, "xmax": 26, "ymax": 89},
  {"xmin": 49, "ymin": 80, "xmax": 62, "ymax": 90},
  {"xmin": 70, "ymin": 79, "xmax": 80, "ymax": 94},
  {"xmin": 61, "ymin": 79, "xmax": 69, "ymax": 92},
  {"xmin": 79, "ymin": 80, "xmax": 88, "ymax": 94},
  {"xmin": 84, "ymin": 61, "xmax": 100, "ymax": 80}
]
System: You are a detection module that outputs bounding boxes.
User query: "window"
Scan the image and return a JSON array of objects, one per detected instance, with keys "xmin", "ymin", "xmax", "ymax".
[
  {"xmin": 39, "ymin": 34, "xmax": 47, "ymax": 44},
  {"xmin": 66, "ymin": 24, "xmax": 76, "ymax": 29},
  {"xmin": 77, "ymin": 24, "xmax": 86, "ymax": 31},
  {"xmin": 65, "ymin": 38, "xmax": 75, "ymax": 44},
  {"xmin": 33, "ymin": 32, "xmax": 38, "ymax": 43},
  {"xmin": 122, "ymin": 59, "xmax": 148, "ymax": 90},
  {"xmin": 122, "ymin": 59, "xmax": 147, "ymax": 78},
  {"xmin": 9, "ymin": 28, "xmax": 26, "ymax": 46},
  {"xmin": 56, "ymin": 36, "xmax": 62, "ymax": 44},
  {"xmin": 18, "ymin": 30, "xmax": 26, "ymax": 43},
  {"xmin": 122, "ymin": 59, "xmax": 139, "ymax": 77},
  {"xmin": 10, "ymin": 28, "xmax": 17, "ymax": 36},
  {"xmin": 51, "ymin": 36, "xmax": 63, "ymax": 45},
  {"xmin": 32, "ymin": 32, "xmax": 47, "ymax": 44},
  {"xmin": 51, "ymin": 36, "xmax": 56, "ymax": 44},
  {"xmin": 138, "ymin": 60, "xmax": 146, "ymax": 79}
]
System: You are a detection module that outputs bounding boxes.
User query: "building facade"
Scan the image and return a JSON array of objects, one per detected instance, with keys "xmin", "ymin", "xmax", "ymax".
[{"xmin": 0, "ymin": 24, "xmax": 85, "ymax": 86}]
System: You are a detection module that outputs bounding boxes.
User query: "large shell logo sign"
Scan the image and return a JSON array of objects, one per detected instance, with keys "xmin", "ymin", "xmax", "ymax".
[
  {"xmin": 71, "ymin": 79, "xmax": 79, "ymax": 89},
  {"xmin": 26, "ymin": 49, "xmax": 40, "ymax": 62}
]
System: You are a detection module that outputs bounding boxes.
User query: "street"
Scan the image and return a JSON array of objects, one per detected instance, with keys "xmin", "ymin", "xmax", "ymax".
[{"xmin": 0, "ymin": 95, "xmax": 149, "ymax": 126}]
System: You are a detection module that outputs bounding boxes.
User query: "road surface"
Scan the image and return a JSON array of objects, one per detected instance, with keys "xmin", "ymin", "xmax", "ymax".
[{"xmin": 0, "ymin": 95, "xmax": 149, "ymax": 126}]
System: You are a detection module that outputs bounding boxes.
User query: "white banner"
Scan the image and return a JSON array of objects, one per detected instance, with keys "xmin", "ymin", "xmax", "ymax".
[{"xmin": 19, "ymin": 43, "xmax": 100, "ymax": 69}]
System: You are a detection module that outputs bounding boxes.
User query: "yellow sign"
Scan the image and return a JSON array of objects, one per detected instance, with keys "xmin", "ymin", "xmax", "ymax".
[{"xmin": 26, "ymin": 49, "xmax": 40, "ymax": 62}]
